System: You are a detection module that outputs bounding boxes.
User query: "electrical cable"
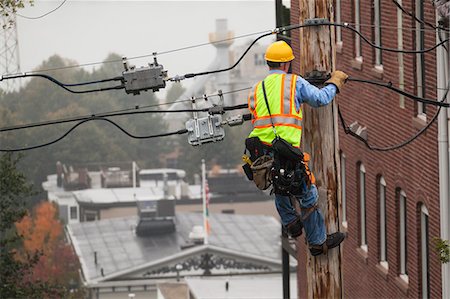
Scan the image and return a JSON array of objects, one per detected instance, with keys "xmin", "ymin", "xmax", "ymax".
[
  {"xmin": 8, "ymin": 30, "xmax": 272, "ymax": 75},
  {"xmin": 4, "ymin": 20, "xmax": 447, "ymax": 80},
  {"xmin": 391, "ymin": 0, "xmax": 449, "ymax": 32},
  {"xmin": 14, "ymin": 0, "xmax": 68, "ymax": 20},
  {"xmin": 338, "ymin": 81, "xmax": 450, "ymax": 151},
  {"xmin": 0, "ymin": 100, "xmax": 248, "ymax": 133},
  {"xmin": 391, "ymin": 0, "xmax": 449, "ymax": 51},
  {"xmin": 178, "ymin": 22, "xmax": 449, "ymax": 80},
  {"xmin": 0, "ymin": 73, "xmax": 124, "ymax": 94},
  {"xmin": 0, "ymin": 117, "xmax": 188, "ymax": 152},
  {"xmin": 347, "ymin": 77, "xmax": 450, "ymax": 107}
]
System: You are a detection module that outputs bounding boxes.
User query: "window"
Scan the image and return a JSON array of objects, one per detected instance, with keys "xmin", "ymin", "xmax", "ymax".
[
  {"xmin": 399, "ymin": 190, "xmax": 408, "ymax": 282},
  {"xmin": 354, "ymin": 0, "xmax": 362, "ymax": 61},
  {"xmin": 397, "ymin": 0, "xmax": 405, "ymax": 108},
  {"xmin": 374, "ymin": 0, "xmax": 382, "ymax": 67},
  {"xmin": 420, "ymin": 204, "xmax": 429, "ymax": 299},
  {"xmin": 336, "ymin": 0, "xmax": 342, "ymax": 46},
  {"xmin": 359, "ymin": 163, "xmax": 367, "ymax": 251},
  {"xmin": 275, "ymin": 0, "xmax": 291, "ymax": 40},
  {"xmin": 85, "ymin": 211, "xmax": 97, "ymax": 222},
  {"xmin": 70, "ymin": 206, "xmax": 78, "ymax": 220},
  {"xmin": 415, "ymin": 0, "xmax": 426, "ymax": 117},
  {"xmin": 379, "ymin": 177, "xmax": 388, "ymax": 268},
  {"xmin": 341, "ymin": 152, "xmax": 347, "ymax": 226}
]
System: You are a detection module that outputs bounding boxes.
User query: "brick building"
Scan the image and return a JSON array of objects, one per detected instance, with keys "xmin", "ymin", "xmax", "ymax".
[{"xmin": 284, "ymin": 0, "xmax": 449, "ymax": 298}]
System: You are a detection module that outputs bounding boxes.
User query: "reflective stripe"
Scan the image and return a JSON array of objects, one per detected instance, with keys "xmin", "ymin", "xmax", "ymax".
[
  {"xmin": 248, "ymin": 83, "xmax": 258, "ymax": 111},
  {"xmin": 253, "ymin": 116, "xmax": 302, "ymax": 127},
  {"xmin": 290, "ymin": 75, "xmax": 296, "ymax": 113},
  {"xmin": 283, "ymin": 74, "xmax": 292, "ymax": 114},
  {"xmin": 280, "ymin": 74, "xmax": 285, "ymax": 114}
]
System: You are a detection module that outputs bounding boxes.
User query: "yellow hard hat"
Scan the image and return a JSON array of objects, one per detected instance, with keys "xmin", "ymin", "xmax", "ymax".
[{"xmin": 265, "ymin": 41, "xmax": 295, "ymax": 63}]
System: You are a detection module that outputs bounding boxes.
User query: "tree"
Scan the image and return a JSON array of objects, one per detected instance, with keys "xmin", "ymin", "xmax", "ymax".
[
  {"xmin": 16, "ymin": 201, "xmax": 83, "ymax": 295},
  {"xmin": 0, "ymin": 153, "xmax": 64, "ymax": 298}
]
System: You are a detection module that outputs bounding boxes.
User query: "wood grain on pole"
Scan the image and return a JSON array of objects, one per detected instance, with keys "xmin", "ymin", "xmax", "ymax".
[{"xmin": 296, "ymin": 0, "xmax": 343, "ymax": 298}]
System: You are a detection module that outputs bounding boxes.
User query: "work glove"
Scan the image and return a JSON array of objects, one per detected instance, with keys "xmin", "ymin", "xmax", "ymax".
[{"xmin": 325, "ymin": 70, "xmax": 348, "ymax": 93}]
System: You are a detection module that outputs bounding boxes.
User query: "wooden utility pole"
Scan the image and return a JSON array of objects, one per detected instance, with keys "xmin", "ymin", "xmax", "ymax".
[{"xmin": 296, "ymin": 0, "xmax": 343, "ymax": 298}]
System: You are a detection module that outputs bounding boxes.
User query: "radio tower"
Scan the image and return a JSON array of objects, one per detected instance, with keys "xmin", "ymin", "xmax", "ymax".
[{"xmin": 0, "ymin": 13, "xmax": 21, "ymax": 92}]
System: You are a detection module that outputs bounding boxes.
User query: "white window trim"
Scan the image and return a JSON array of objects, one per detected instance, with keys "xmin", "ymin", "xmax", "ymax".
[
  {"xmin": 336, "ymin": 0, "xmax": 342, "ymax": 47},
  {"xmin": 421, "ymin": 204, "xmax": 429, "ymax": 299},
  {"xmin": 355, "ymin": 0, "xmax": 362, "ymax": 60},
  {"xmin": 397, "ymin": 0, "xmax": 405, "ymax": 108},
  {"xmin": 379, "ymin": 177, "xmax": 387, "ymax": 265},
  {"xmin": 341, "ymin": 153, "xmax": 347, "ymax": 227},
  {"xmin": 374, "ymin": 0, "xmax": 382, "ymax": 66},
  {"xmin": 360, "ymin": 164, "xmax": 367, "ymax": 250},
  {"xmin": 415, "ymin": 0, "xmax": 426, "ymax": 119},
  {"xmin": 399, "ymin": 190, "xmax": 408, "ymax": 279}
]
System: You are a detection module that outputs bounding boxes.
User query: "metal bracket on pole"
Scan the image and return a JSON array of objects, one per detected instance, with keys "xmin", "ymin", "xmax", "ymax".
[{"xmin": 304, "ymin": 18, "xmax": 330, "ymax": 26}]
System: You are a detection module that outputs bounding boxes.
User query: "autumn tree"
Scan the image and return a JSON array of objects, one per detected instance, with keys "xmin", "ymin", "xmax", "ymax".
[
  {"xmin": 15, "ymin": 201, "xmax": 83, "ymax": 295},
  {"xmin": 0, "ymin": 153, "xmax": 63, "ymax": 298}
]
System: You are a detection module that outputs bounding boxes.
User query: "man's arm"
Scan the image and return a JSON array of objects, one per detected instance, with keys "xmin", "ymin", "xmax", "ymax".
[{"xmin": 296, "ymin": 76, "xmax": 337, "ymax": 108}]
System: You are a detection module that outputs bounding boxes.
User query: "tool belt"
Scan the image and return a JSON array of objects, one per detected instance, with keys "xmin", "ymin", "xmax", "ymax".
[{"xmin": 243, "ymin": 137, "xmax": 310, "ymax": 194}]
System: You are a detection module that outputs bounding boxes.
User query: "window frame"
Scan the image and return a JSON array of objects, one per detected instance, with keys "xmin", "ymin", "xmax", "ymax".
[
  {"xmin": 341, "ymin": 152, "xmax": 347, "ymax": 227},
  {"xmin": 415, "ymin": 0, "xmax": 426, "ymax": 118},
  {"xmin": 374, "ymin": 0, "xmax": 383, "ymax": 67},
  {"xmin": 399, "ymin": 190, "xmax": 408, "ymax": 283},
  {"xmin": 336, "ymin": 0, "xmax": 342, "ymax": 46},
  {"xmin": 420, "ymin": 204, "xmax": 430, "ymax": 299},
  {"xmin": 70, "ymin": 206, "xmax": 78, "ymax": 220},
  {"xmin": 354, "ymin": 0, "xmax": 363, "ymax": 61},
  {"xmin": 379, "ymin": 177, "xmax": 388, "ymax": 269},
  {"xmin": 359, "ymin": 163, "xmax": 367, "ymax": 251}
]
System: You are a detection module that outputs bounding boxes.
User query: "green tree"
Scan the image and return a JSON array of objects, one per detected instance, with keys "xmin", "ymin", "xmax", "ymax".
[
  {"xmin": 0, "ymin": 53, "xmax": 170, "ymax": 187},
  {"xmin": 0, "ymin": 0, "xmax": 33, "ymax": 28},
  {"xmin": 0, "ymin": 153, "xmax": 64, "ymax": 298}
]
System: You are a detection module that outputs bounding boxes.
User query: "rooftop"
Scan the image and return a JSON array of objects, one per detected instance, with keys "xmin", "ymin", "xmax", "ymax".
[{"xmin": 67, "ymin": 212, "xmax": 285, "ymax": 284}]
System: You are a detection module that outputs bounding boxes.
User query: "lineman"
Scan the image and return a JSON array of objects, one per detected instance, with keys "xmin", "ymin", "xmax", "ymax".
[{"xmin": 245, "ymin": 40, "xmax": 348, "ymax": 256}]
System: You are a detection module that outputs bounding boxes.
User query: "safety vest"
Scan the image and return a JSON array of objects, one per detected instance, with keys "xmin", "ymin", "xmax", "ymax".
[{"xmin": 248, "ymin": 73, "xmax": 303, "ymax": 147}]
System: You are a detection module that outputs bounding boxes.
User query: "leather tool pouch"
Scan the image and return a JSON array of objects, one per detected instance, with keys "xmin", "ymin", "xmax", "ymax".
[
  {"xmin": 250, "ymin": 155, "xmax": 274, "ymax": 190},
  {"xmin": 243, "ymin": 137, "xmax": 273, "ymax": 189}
]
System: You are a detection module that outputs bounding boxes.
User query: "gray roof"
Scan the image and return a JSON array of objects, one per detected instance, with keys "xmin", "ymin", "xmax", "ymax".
[
  {"xmin": 68, "ymin": 212, "xmax": 282, "ymax": 284},
  {"xmin": 186, "ymin": 276, "xmax": 297, "ymax": 299}
]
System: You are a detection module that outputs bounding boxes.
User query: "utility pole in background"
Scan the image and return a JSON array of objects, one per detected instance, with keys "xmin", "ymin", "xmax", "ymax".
[
  {"xmin": 296, "ymin": 0, "xmax": 343, "ymax": 298},
  {"xmin": 0, "ymin": 13, "xmax": 21, "ymax": 92}
]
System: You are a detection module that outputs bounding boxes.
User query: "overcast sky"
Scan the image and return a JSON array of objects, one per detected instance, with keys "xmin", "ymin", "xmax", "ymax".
[{"xmin": 15, "ymin": 0, "xmax": 275, "ymax": 81}]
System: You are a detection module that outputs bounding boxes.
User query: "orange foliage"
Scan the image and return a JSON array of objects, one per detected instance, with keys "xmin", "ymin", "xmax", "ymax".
[
  {"xmin": 15, "ymin": 201, "xmax": 80, "ymax": 286},
  {"xmin": 16, "ymin": 201, "xmax": 62, "ymax": 255}
]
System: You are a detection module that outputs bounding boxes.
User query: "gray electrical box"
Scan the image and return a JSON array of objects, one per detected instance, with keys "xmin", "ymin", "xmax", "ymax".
[
  {"xmin": 123, "ymin": 64, "xmax": 166, "ymax": 94},
  {"xmin": 186, "ymin": 115, "xmax": 225, "ymax": 146}
]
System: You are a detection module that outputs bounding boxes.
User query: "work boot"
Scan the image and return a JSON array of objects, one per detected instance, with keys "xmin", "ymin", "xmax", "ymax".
[
  {"xmin": 285, "ymin": 218, "xmax": 303, "ymax": 238},
  {"xmin": 309, "ymin": 232, "xmax": 346, "ymax": 256}
]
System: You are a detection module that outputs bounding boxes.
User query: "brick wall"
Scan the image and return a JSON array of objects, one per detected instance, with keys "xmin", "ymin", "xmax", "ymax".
[{"xmin": 290, "ymin": 0, "xmax": 442, "ymax": 298}]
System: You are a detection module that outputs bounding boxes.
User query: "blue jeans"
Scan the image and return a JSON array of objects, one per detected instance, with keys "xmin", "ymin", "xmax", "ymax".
[{"xmin": 275, "ymin": 184, "xmax": 327, "ymax": 246}]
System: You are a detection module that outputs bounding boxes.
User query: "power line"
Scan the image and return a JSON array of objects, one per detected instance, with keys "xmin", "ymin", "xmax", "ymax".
[
  {"xmin": 3, "ymin": 20, "xmax": 448, "ymax": 79},
  {"xmin": 344, "ymin": 22, "xmax": 448, "ymax": 33},
  {"xmin": 176, "ymin": 22, "xmax": 448, "ymax": 81},
  {"xmin": 0, "ymin": 87, "xmax": 251, "ymax": 133},
  {"xmin": 0, "ymin": 117, "xmax": 188, "ymax": 152},
  {"xmin": 0, "ymin": 73, "xmax": 124, "ymax": 93},
  {"xmin": 391, "ymin": 0, "xmax": 449, "ymax": 32},
  {"xmin": 347, "ymin": 78, "xmax": 450, "ymax": 108},
  {"xmin": 339, "ymin": 81, "xmax": 450, "ymax": 151},
  {"xmin": 10, "ymin": 0, "xmax": 68, "ymax": 20},
  {"xmin": 11, "ymin": 29, "xmax": 272, "ymax": 75}
]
